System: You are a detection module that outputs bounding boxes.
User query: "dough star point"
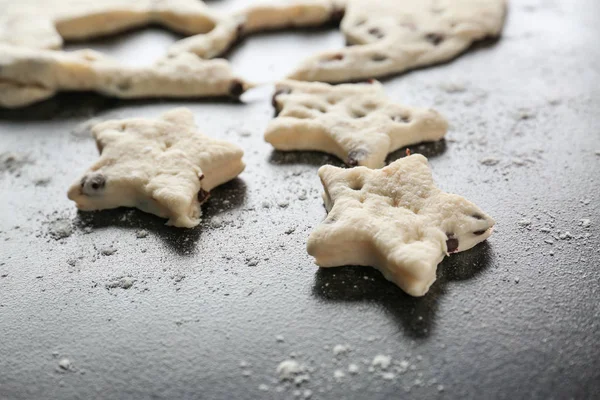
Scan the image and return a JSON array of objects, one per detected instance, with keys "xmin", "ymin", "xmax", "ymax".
[
  {"xmin": 68, "ymin": 108, "xmax": 245, "ymax": 228},
  {"xmin": 307, "ymin": 154, "xmax": 495, "ymax": 296}
]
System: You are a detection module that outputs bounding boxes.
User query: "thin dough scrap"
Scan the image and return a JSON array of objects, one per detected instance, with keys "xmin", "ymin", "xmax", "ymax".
[
  {"xmin": 307, "ymin": 154, "xmax": 495, "ymax": 296},
  {"xmin": 0, "ymin": 45, "xmax": 249, "ymax": 108},
  {"xmin": 67, "ymin": 108, "xmax": 245, "ymax": 228}
]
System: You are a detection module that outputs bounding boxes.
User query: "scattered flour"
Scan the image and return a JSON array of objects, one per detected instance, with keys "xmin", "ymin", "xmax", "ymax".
[
  {"xmin": 48, "ymin": 219, "xmax": 73, "ymax": 240},
  {"xmin": 438, "ymin": 81, "xmax": 467, "ymax": 94},
  {"xmin": 348, "ymin": 363, "xmax": 360, "ymax": 374},
  {"xmin": 479, "ymin": 157, "xmax": 501, "ymax": 166},
  {"xmin": 105, "ymin": 277, "xmax": 135, "ymax": 289},
  {"xmin": 518, "ymin": 218, "xmax": 532, "ymax": 227},
  {"xmin": 277, "ymin": 360, "xmax": 303, "ymax": 381},
  {"xmin": 0, "ymin": 152, "xmax": 31, "ymax": 175},
  {"xmin": 579, "ymin": 219, "xmax": 591, "ymax": 228},
  {"xmin": 258, "ymin": 384, "xmax": 270, "ymax": 391},
  {"xmin": 372, "ymin": 355, "xmax": 392, "ymax": 369},
  {"xmin": 334, "ymin": 369, "xmax": 345, "ymax": 380},
  {"xmin": 135, "ymin": 230, "xmax": 149, "ymax": 238},
  {"xmin": 382, "ymin": 372, "xmax": 396, "ymax": 380},
  {"xmin": 100, "ymin": 247, "xmax": 117, "ymax": 256},
  {"xmin": 58, "ymin": 358, "xmax": 71, "ymax": 371},
  {"xmin": 332, "ymin": 344, "xmax": 349, "ymax": 356}
]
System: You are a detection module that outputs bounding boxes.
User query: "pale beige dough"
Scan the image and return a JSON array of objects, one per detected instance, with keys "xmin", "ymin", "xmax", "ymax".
[
  {"xmin": 0, "ymin": 45, "xmax": 249, "ymax": 108},
  {"xmin": 0, "ymin": 0, "xmax": 251, "ymax": 107},
  {"xmin": 307, "ymin": 154, "xmax": 495, "ymax": 297},
  {"xmin": 67, "ymin": 108, "xmax": 245, "ymax": 228},
  {"xmin": 289, "ymin": 0, "xmax": 507, "ymax": 82},
  {"xmin": 0, "ymin": 0, "xmax": 220, "ymax": 50},
  {"xmin": 170, "ymin": 0, "xmax": 342, "ymax": 58},
  {"xmin": 167, "ymin": 0, "xmax": 506, "ymax": 83},
  {"xmin": 266, "ymin": 79, "xmax": 447, "ymax": 168}
]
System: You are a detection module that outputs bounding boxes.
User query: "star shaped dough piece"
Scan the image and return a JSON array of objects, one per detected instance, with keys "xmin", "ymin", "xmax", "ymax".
[
  {"xmin": 307, "ymin": 154, "xmax": 495, "ymax": 296},
  {"xmin": 0, "ymin": 45, "xmax": 249, "ymax": 108},
  {"xmin": 266, "ymin": 79, "xmax": 448, "ymax": 168},
  {"xmin": 0, "ymin": 0, "xmax": 220, "ymax": 50},
  {"xmin": 67, "ymin": 108, "xmax": 245, "ymax": 228},
  {"xmin": 289, "ymin": 0, "xmax": 507, "ymax": 82}
]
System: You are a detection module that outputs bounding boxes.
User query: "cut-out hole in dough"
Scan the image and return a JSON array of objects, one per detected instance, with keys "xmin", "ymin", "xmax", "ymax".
[
  {"xmin": 351, "ymin": 109, "xmax": 367, "ymax": 118},
  {"xmin": 64, "ymin": 27, "xmax": 184, "ymax": 67},
  {"xmin": 391, "ymin": 114, "xmax": 411, "ymax": 123},
  {"xmin": 349, "ymin": 180, "xmax": 364, "ymax": 191},
  {"xmin": 228, "ymin": 28, "xmax": 344, "ymax": 83}
]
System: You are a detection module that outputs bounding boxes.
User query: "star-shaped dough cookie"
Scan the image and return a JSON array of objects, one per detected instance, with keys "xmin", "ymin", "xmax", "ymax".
[
  {"xmin": 0, "ymin": 0, "xmax": 220, "ymax": 50},
  {"xmin": 67, "ymin": 108, "xmax": 245, "ymax": 228},
  {"xmin": 0, "ymin": 0, "xmax": 251, "ymax": 107},
  {"xmin": 266, "ymin": 79, "xmax": 447, "ymax": 168},
  {"xmin": 0, "ymin": 45, "xmax": 249, "ymax": 108},
  {"xmin": 307, "ymin": 154, "xmax": 495, "ymax": 296},
  {"xmin": 289, "ymin": 0, "xmax": 507, "ymax": 82}
]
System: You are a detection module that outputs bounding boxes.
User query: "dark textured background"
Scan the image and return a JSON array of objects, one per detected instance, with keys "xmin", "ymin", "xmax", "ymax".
[{"xmin": 1, "ymin": 0, "xmax": 599, "ymax": 399}]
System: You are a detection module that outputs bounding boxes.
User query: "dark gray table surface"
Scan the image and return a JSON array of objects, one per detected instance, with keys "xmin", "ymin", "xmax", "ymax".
[{"xmin": 1, "ymin": 0, "xmax": 599, "ymax": 399}]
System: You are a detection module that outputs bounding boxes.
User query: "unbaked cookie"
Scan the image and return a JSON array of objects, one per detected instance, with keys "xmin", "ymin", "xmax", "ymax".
[
  {"xmin": 307, "ymin": 154, "xmax": 494, "ymax": 296},
  {"xmin": 0, "ymin": 0, "xmax": 221, "ymax": 50},
  {"xmin": 0, "ymin": 0, "xmax": 250, "ymax": 107},
  {"xmin": 266, "ymin": 79, "xmax": 447, "ymax": 168},
  {"xmin": 67, "ymin": 108, "xmax": 245, "ymax": 228},
  {"xmin": 289, "ymin": 0, "xmax": 507, "ymax": 82},
  {"xmin": 0, "ymin": 45, "xmax": 249, "ymax": 108}
]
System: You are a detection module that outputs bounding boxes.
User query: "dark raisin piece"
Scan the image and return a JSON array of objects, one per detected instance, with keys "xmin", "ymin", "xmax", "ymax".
[
  {"xmin": 117, "ymin": 80, "xmax": 132, "ymax": 91},
  {"xmin": 347, "ymin": 149, "xmax": 368, "ymax": 166},
  {"xmin": 236, "ymin": 23, "xmax": 245, "ymax": 39},
  {"xmin": 197, "ymin": 188, "xmax": 210, "ymax": 203},
  {"xmin": 81, "ymin": 172, "xmax": 106, "ymax": 195},
  {"xmin": 330, "ymin": 8, "xmax": 345, "ymax": 23},
  {"xmin": 392, "ymin": 115, "xmax": 411, "ymax": 123},
  {"xmin": 425, "ymin": 33, "xmax": 445, "ymax": 46},
  {"xmin": 446, "ymin": 238, "xmax": 459, "ymax": 253},
  {"xmin": 322, "ymin": 53, "xmax": 344, "ymax": 62},
  {"xmin": 198, "ymin": 173, "xmax": 205, "ymax": 181},
  {"xmin": 228, "ymin": 80, "xmax": 244, "ymax": 98},
  {"xmin": 473, "ymin": 229, "xmax": 487, "ymax": 236},
  {"xmin": 272, "ymin": 87, "xmax": 292, "ymax": 114},
  {"xmin": 371, "ymin": 54, "xmax": 387, "ymax": 62},
  {"xmin": 472, "ymin": 214, "xmax": 484, "ymax": 220},
  {"xmin": 368, "ymin": 28, "xmax": 385, "ymax": 39}
]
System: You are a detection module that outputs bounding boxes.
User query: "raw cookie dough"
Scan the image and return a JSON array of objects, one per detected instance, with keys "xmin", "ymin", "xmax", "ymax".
[
  {"xmin": 307, "ymin": 154, "xmax": 495, "ymax": 296},
  {"xmin": 289, "ymin": 0, "xmax": 507, "ymax": 82},
  {"xmin": 0, "ymin": 0, "xmax": 221, "ymax": 50},
  {"xmin": 67, "ymin": 108, "xmax": 245, "ymax": 228},
  {"xmin": 0, "ymin": 0, "xmax": 251, "ymax": 107},
  {"xmin": 266, "ymin": 79, "xmax": 447, "ymax": 168},
  {"xmin": 170, "ymin": 0, "xmax": 343, "ymax": 58},
  {"xmin": 0, "ymin": 45, "xmax": 249, "ymax": 108}
]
